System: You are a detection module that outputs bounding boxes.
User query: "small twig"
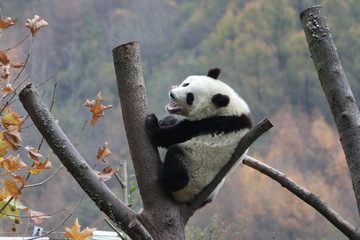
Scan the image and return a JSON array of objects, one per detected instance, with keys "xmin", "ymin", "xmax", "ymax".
[
  {"xmin": 74, "ymin": 120, "xmax": 88, "ymax": 148},
  {"xmin": 24, "ymin": 165, "xmax": 64, "ymax": 188},
  {"xmin": 115, "ymin": 173, "xmax": 126, "ymax": 189},
  {"xmin": 13, "ymin": 37, "xmax": 35, "ymax": 83},
  {"xmin": 2, "ymin": 33, "xmax": 31, "ymax": 53},
  {"xmin": 104, "ymin": 218, "xmax": 126, "ymax": 240},
  {"xmin": 243, "ymin": 155, "xmax": 360, "ymax": 240}
]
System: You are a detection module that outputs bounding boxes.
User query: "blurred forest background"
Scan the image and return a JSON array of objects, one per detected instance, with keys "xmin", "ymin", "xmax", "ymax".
[{"xmin": 1, "ymin": 0, "xmax": 360, "ymax": 239}]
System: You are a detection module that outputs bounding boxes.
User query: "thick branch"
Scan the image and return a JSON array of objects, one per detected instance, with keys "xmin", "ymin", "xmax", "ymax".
[
  {"xmin": 187, "ymin": 118, "xmax": 273, "ymax": 216},
  {"xmin": 113, "ymin": 42, "xmax": 186, "ymax": 240},
  {"xmin": 300, "ymin": 6, "xmax": 360, "ymax": 216},
  {"xmin": 243, "ymin": 156, "xmax": 360, "ymax": 240},
  {"xmin": 112, "ymin": 41, "xmax": 164, "ymax": 206},
  {"xmin": 18, "ymin": 84, "xmax": 145, "ymax": 240}
]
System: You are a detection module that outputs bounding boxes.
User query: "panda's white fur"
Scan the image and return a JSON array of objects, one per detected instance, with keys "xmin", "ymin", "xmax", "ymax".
[{"xmin": 146, "ymin": 68, "xmax": 252, "ymax": 205}]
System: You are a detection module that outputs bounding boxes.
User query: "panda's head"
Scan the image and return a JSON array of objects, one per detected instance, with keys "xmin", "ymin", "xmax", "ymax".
[{"xmin": 166, "ymin": 68, "xmax": 250, "ymax": 120}]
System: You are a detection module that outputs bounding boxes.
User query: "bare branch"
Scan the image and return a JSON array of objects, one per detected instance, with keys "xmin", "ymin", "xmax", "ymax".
[
  {"xmin": 243, "ymin": 156, "xmax": 360, "ymax": 239},
  {"xmin": 18, "ymin": 84, "xmax": 147, "ymax": 240},
  {"xmin": 300, "ymin": 6, "xmax": 360, "ymax": 217}
]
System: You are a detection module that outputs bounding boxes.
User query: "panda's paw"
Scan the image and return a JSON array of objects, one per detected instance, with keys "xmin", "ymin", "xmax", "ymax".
[
  {"xmin": 159, "ymin": 116, "xmax": 180, "ymax": 127},
  {"xmin": 146, "ymin": 113, "xmax": 159, "ymax": 139}
]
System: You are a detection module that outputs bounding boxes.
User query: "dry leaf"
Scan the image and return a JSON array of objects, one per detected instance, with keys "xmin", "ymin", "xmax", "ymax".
[
  {"xmin": 64, "ymin": 218, "xmax": 96, "ymax": 240},
  {"xmin": 2, "ymin": 83, "xmax": 14, "ymax": 92},
  {"xmin": 3, "ymin": 178, "xmax": 21, "ymax": 199},
  {"xmin": 3, "ymin": 125, "xmax": 22, "ymax": 151},
  {"xmin": 1, "ymin": 155, "xmax": 27, "ymax": 172},
  {"xmin": 1, "ymin": 108, "xmax": 23, "ymax": 129},
  {"xmin": 25, "ymin": 15, "xmax": 48, "ymax": 37},
  {"xmin": 97, "ymin": 142, "xmax": 112, "ymax": 160},
  {"xmin": 83, "ymin": 92, "xmax": 112, "ymax": 126},
  {"xmin": 96, "ymin": 166, "xmax": 119, "ymax": 181},
  {"xmin": 28, "ymin": 158, "xmax": 51, "ymax": 174},
  {"xmin": 12, "ymin": 174, "xmax": 26, "ymax": 185},
  {"xmin": 26, "ymin": 209, "xmax": 51, "ymax": 224},
  {"xmin": 25, "ymin": 146, "xmax": 42, "ymax": 162},
  {"xmin": 0, "ymin": 17, "xmax": 17, "ymax": 29}
]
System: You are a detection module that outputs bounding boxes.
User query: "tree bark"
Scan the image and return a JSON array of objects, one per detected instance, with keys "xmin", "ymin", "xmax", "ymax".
[{"xmin": 300, "ymin": 6, "xmax": 360, "ymax": 218}]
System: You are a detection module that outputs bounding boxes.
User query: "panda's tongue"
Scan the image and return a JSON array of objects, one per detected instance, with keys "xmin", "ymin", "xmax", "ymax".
[{"xmin": 167, "ymin": 102, "xmax": 182, "ymax": 114}]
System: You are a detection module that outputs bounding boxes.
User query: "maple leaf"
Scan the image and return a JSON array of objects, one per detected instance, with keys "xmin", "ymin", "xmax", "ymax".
[
  {"xmin": 25, "ymin": 146, "xmax": 42, "ymax": 162},
  {"xmin": 1, "ymin": 154, "xmax": 27, "ymax": 172},
  {"xmin": 0, "ymin": 17, "xmax": 17, "ymax": 29},
  {"xmin": 28, "ymin": 157, "xmax": 52, "ymax": 174},
  {"xmin": 25, "ymin": 15, "xmax": 48, "ymax": 37},
  {"xmin": 83, "ymin": 92, "xmax": 113, "ymax": 126},
  {"xmin": 3, "ymin": 178, "xmax": 21, "ymax": 199},
  {"xmin": 64, "ymin": 218, "xmax": 96, "ymax": 240},
  {"xmin": 97, "ymin": 142, "xmax": 112, "ymax": 160},
  {"xmin": 1, "ymin": 108, "xmax": 23, "ymax": 129},
  {"xmin": 3, "ymin": 125, "xmax": 22, "ymax": 151},
  {"xmin": 96, "ymin": 166, "xmax": 119, "ymax": 181}
]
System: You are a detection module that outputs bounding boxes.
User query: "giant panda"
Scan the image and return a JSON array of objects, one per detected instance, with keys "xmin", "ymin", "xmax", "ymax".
[{"xmin": 146, "ymin": 68, "xmax": 252, "ymax": 205}]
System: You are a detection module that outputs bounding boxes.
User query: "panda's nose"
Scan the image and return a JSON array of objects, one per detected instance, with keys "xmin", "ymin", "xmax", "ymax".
[{"xmin": 169, "ymin": 91, "xmax": 175, "ymax": 99}]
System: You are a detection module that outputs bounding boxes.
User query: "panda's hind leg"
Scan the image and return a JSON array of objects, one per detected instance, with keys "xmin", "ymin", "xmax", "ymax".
[{"xmin": 159, "ymin": 145, "xmax": 189, "ymax": 192}]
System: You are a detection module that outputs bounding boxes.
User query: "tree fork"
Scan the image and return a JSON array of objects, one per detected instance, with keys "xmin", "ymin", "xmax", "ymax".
[{"xmin": 300, "ymin": 6, "xmax": 360, "ymax": 219}]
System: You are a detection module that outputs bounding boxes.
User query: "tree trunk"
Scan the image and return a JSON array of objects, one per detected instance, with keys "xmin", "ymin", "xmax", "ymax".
[
  {"xmin": 112, "ymin": 41, "xmax": 187, "ymax": 240},
  {"xmin": 300, "ymin": 6, "xmax": 360, "ymax": 218}
]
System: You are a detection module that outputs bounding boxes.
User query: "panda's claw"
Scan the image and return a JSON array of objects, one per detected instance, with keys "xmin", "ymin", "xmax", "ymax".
[{"xmin": 145, "ymin": 113, "xmax": 159, "ymax": 141}]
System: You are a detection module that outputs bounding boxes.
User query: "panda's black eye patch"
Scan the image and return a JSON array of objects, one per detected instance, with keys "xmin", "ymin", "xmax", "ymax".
[
  {"xmin": 182, "ymin": 83, "xmax": 190, "ymax": 87},
  {"xmin": 186, "ymin": 93, "xmax": 194, "ymax": 105}
]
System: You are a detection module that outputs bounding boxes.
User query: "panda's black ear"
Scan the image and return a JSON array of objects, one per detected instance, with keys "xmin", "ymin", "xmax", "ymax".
[
  {"xmin": 207, "ymin": 67, "xmax": 221, "ymax": 79},
  {"xmin": 212, "ymin": 93, "xmax": 230, "ymax": 108}
]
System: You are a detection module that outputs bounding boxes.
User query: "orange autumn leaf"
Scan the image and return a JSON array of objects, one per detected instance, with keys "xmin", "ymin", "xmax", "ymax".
[
  {"xmin": 64, "ymin": 218, "xmax": 96, "ymax": 240},
  {"xmin": 83, "ymin": 92, "xmax": 112, "ymax": 126},
  {"xmin": 1, "ymin": 108, "xmax": 23, "ymax": 129},
  {"xmin": 97, "ymin": 142, "xmax": 112, "ymax": 160},
  {"xmin": 3, "ymin": 178, "xmax": 21, "ymax": 199},
  {"xmin": 25, "ymin": 146, "xmax": 42, "ymax": 162},
  {"xmin": 1, "ymin": 155, "xmax": 27, "ymax": 172},
  {"xmin": 2, "ymin": 83, "xmax": 14, "ymax": 92},
  {"xmin": 3, "ymin": 125, "xmax": 22, "ymax": 151},
  {"xmin": 12, "ymin": 174, "xmax": 26, "ymax": 185},
  {"xmin": 0, "ymin": 17, "xmax": 17, "ymax": 29},
  {"xmin": 28, "ymin": 158, "xmax": 51, "ymax": 174}
]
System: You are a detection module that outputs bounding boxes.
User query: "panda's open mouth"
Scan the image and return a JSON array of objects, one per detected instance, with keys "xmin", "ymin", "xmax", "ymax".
[{"xmin": 166, "ymin": 101, "xmax": 182, "ymax": 114}]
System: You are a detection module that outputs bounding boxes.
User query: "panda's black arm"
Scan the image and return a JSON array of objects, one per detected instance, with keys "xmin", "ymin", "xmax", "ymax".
[{"xmin": 146, "ymin": 113, "xmax": 252, "ymax": 148}]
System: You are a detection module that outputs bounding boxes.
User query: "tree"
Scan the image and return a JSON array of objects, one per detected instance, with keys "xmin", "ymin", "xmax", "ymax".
[{"xmin": 17, "ymin": 5, "xmax": 360, "ymax": 240}]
